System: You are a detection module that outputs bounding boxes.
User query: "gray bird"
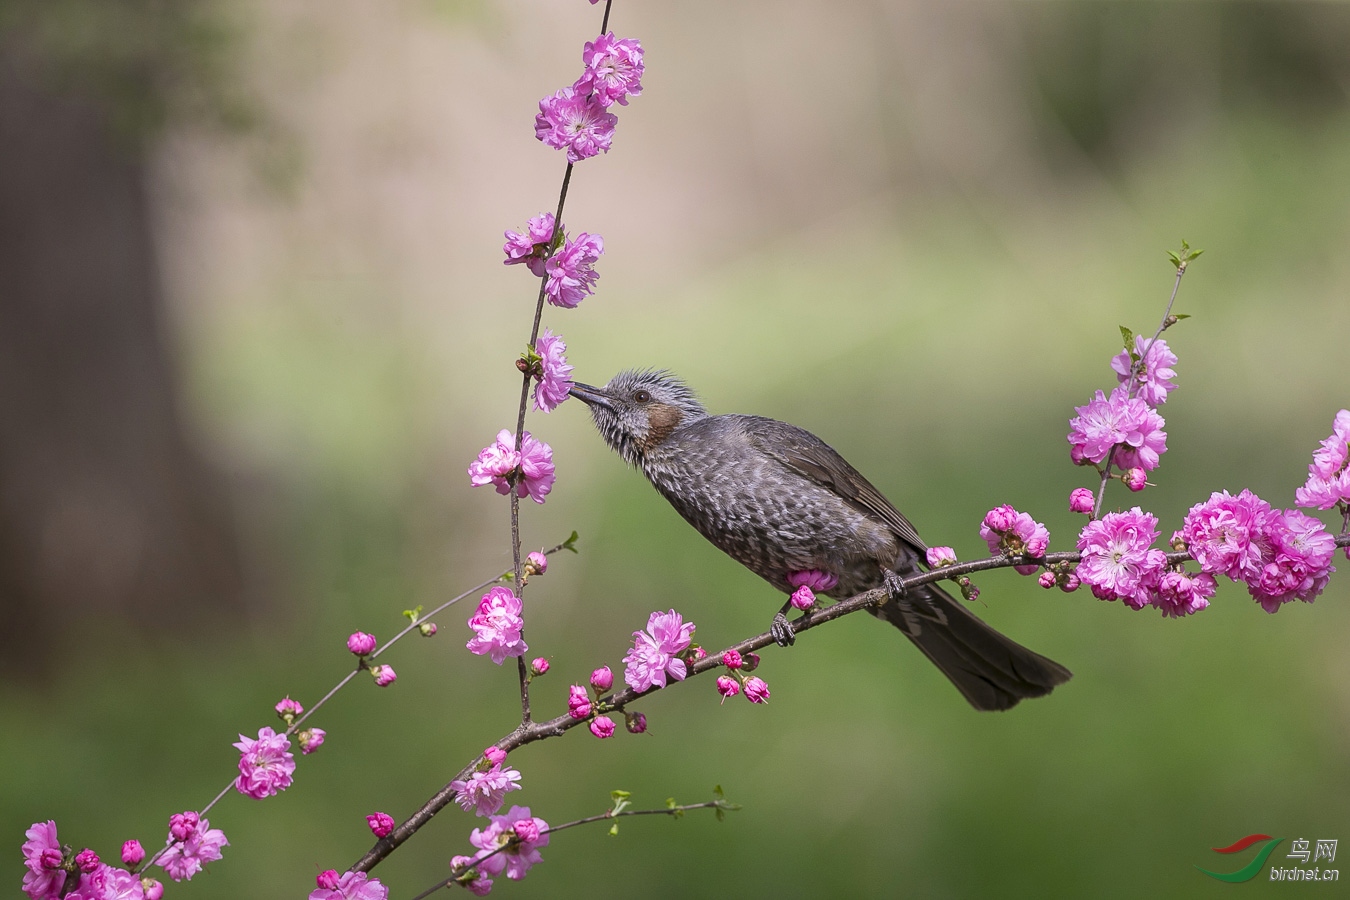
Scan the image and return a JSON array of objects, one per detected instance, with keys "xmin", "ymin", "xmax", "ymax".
[{"xmin": 569, "ymin": 369, "xmax": 1071, "ymax": 711}]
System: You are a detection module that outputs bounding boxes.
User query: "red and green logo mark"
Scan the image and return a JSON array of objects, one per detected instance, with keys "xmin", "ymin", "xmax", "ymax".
[{"xmin": 1197, "ymin": 834, "xmax": 1284, "ymax": 882}]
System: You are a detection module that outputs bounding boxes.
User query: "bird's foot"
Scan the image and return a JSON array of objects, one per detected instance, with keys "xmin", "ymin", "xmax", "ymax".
[
  {"xmin": 882, "ymin": 569, "xmax": 907, "ymax": 605},
  {"xmin": 771, "ymin": 606, "xmax": 796, "ymax": 647}
]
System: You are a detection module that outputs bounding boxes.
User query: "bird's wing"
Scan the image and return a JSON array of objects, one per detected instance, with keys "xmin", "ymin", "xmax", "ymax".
[{"xmin": 741, "ymin": 417, "xmax": 929, "ymax": 554}]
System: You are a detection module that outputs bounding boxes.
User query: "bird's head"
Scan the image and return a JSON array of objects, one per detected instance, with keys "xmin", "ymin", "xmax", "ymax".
[{"xmin": 569, "ymin": 369, "xmax": 708, "ymax": 466}]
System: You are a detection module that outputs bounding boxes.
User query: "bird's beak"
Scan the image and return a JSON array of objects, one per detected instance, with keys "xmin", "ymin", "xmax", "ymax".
[{"xmin": 569, "ymin": 382, "xmax": 615, "ymax": 410}]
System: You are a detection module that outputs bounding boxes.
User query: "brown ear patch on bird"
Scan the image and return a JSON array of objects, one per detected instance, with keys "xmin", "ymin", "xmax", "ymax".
[{"xmin": 639, "ymin": 403, "xmax": 684, "ymax": 452}]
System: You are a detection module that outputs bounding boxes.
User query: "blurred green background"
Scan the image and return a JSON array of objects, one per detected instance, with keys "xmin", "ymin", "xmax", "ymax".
[{"xmin": 3, "ymin": 1, "xmax": 1349, "ymax": 897}]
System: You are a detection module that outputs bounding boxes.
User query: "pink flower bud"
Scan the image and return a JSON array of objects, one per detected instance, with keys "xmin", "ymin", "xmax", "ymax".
[
  {"xmin": 275, "ymin": 696, "xmax": 304, "ymax": 720},
  {"xmin": 691, "ymin": 646, "xmax": 707, "ymax": 660},
  {"xmin": 567, "ymin": 684, "xmax": 592, "ymax": 719},
  {"xmin": 299, "ymin": 728, "xmax": 326, "ymax": 754},
  {"xmin": 1124, "ymin": 467, "xmax": 1147, "ymax": 492},
  {"xmin": 744, "ymin": 676, "xmax": 770, "ymax": 704},
  {"xmin": 372, "ymin": 665, "xmax": 397, "ymax": 686},
  {"xmin": 347, "ymin": 632, "xmax": 377, "ymax": 656},
  {"xmin": 1037, "ymin": 571, "xmax": 1056, "ymax": 589},
  {"xmin": 589, "ymin": 665, "xmax": 613, "ymax": 692},
  {"xmin": 121, "ymin": 839, "xmax": 145, "ymax": 867},
  {"xmin": 925, "ymin": 546, "xmax": 957, "ymax": 567},
  {"xmin": 419, "ymin": 622, "xmax": 437, "ymax": 636},
  {"xmin": 983, "ymin": 505, "xmax": 1018, "ymax": 533},
  {"xmin": 142, "ymin": 878, "xmax": 164, "ymax": 900},
  {"xmin": 530, "ymin": 657, "xmax": 550, "ymax": 676},
  {"xmin": 716, "ymin": 675, "xmax": 741, "ymax": 703},
  {"xmin": 625, "ymin": 711, "xmax": 647, "ymax": 733},
  {"xmin": 316, "ymin": 870, "xmax": 341, "ymax": 889},
  {"xmin": 789, "ymin": 585, "xmax": 815, "ymax": 611},
  {"xmin": 589, "ymin": 715, "xmax": 616, "ymax": 738},
  {"xmin": 38, "ymin": 848, "xmax": 63, "ymax": 870},
  {"xmin": 169, "ymin": 811, "xmax": 200, "ymax": 842},
  {"xmin": 1060, "ymin": 573, "xmax": 1081, "ymax": 593},
  {"xmin": 1069, "ymin": 488, "xmax": 1095, "ymax": 514},
  {"xmin": 526, "ymin": 550, "xmax": 548, "ymax": 575},
  {"xmin": 513, "ymin": 818, "xmax": 541, "ymax": 843},
  {"xmin": 721, "ymin": 649, "xmax": 743, "ymax": 670},
  {"xmin": 741, "ymin": 652, "xmax": 760, "ymax": 673},
  {"xmin": 75, "ymin": 848, "xmax": 100, "ymax": 872},
  {"xmin": 478, "ymin": 746, "xmax": 505, "ymax": 767},
  {"xmin": 366, "ymin": 812, "xmax": 395, "ymax": 838}
]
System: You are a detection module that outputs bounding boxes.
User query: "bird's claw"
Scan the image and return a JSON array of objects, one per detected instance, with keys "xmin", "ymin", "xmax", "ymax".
[{"xmin": 771, "ymin": 610, "xmax": 796, "ymax": 647}]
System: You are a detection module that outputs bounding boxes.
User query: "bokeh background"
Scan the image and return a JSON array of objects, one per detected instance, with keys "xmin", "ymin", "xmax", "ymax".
[{"xmin": 4, "ymin": 0, "xmax": 1349, "ymax": 896}]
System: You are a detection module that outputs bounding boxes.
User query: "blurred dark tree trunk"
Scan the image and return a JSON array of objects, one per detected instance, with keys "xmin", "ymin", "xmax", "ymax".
[{"xmin": 0, "ymin": 50, "xmax": 243, "ymax": 676}]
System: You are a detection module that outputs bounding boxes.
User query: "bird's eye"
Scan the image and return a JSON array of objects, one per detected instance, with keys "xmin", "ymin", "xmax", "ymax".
[{"xmin": 632, "ymin": 389, "xmax": 652, "ymax": 404}]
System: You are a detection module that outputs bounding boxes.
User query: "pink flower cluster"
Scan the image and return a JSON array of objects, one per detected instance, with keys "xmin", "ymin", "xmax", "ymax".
[
  {"xmin": 158, "ymin": 812, "xmax": 228, "ymax": 883},
  {"xmin": 1076, "ymin": 508, "xmax": 1173, "ymax": 611},
  {"xmin": 622, "ymin": 609, "xmax": 696, "ymax": 692},
  {"xmin": 233, "ymin": 727, "xmax": 295, "ymax": 799},
  {"xmin": 468, "ymin": 430, "xmax": 556, "ymax": 504},
  {"xmin": 450, "ymin": 751, "xmax": 524, "ymax": 818},
  {"xmin": 502, "ymin": 212, "xmax": 557, "ymax": 277},
  {"xmin": 979, "ymin": 505, "xmax": 1050, "ymax": 575},
  {"xmin": 532, "ymin": 329, "xmax": 573, "ymax": 413},
  {"xmin": 544, "ymin": 232, "xmax": 603, "ymax": 309},
  {"xmin": 534, "ymin": 33, "xmax": 644, "ymax": 162},
  {"xmin": 458, "ymin": 805, "xmax": 550, "ymax": 894},
  {"xmin": 466, "ymin": 586, "xmax": 528, "ymax": 665},
  {"xmin": 715, "ymin": 649, "xmax": 770, "ymax": 704},
  {"xmin": 786, "ymin": 569, "xmax": 836, "ymax": 611},
  {"xmin": 1295, "ymin": 409, "xmax": 1350, "ymax": 512},
  {"xmin": 1068, "ymin": 387, "xmax": 1168, "ymax": 472},
  {"xmin": 309, "ymin": 871, "xmax": 388, "ymax": 900},
  {"xmin": 1182, "ymin": 490, "xmax": 1337, "ymax": 613},
  {"xmin": 1111, "ymin": 335, "xmax": 1177, "ymax": 407}
]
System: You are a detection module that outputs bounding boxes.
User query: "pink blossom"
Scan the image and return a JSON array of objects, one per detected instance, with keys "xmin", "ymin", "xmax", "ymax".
[
  {"xmin": 467, "ymin": 430, "xmax": 521, "ymax": 495},
  {"xmin": 1111, "ymin": 335, "xmax": 1178, "ymax": 407},
  {"xmin": 716, "ymin": 675, "xmax": 740, "ymax": 703},
  {"xmin": 275, "ymin": 696, "xmax": 303, "ymax": 720},
  {"xmin": 308, "ymin": 871, "xmax": 388, "ymax": 900},
  {"xmin": 483, "ymin": 746, "xmax": 507, "ymax": 766},
  {"xmin": 530, "ymin": 657, "xmax": 550, "ymax": 676},
  {"xmin": 534, "ymin": 86, "xmax": 618, "ymax": 163},
  {"xmin": 466, "ymin": 586, "xmax": 528, "ymax": 664},
  {"xmin": 1076, "ymin": 507, "xmax": 1167, "ymax": 609},
  {"xmin": 66, "ymin": 864, "xmax": 146, "ymax": 900},
  {"xmin": 316, "ymin": 871, "xmax": 340, "ymax": 890},
  {"xmin": 451, "ymin": 763, "xmax": 523, "ymax": 817},
  {"xmin": 526, "ymin": 551, "xmax": 548, "ymax": 575},
  {"xmin": 233, "ymin": 727, "xmax": 295, "ymax": 799},
  {"xmin": 577, "ymin": 33, "xmax": 645, "ymax": 107},
  {"xmin": 1068, "ymin": 387, "xmax": 1168, "ymax": 471},
  {"xmin": 1068, "ymin": 488, "xmax": 1095, "ymax": 515},
  {"xmin": 366, "ymin": 812, "xmax": 395, "ymax": 838},
  {"xmin": 502, "ymin": 212, "xmax": 557, "ymax": 277},
  {"xmin": 622, "ymin": 609, "xmax": 696, "ymax": 692},
  {"xmin": 513, "ymin": 818, "xmax": 541, "ymax": 844},
  {"xmin": 625, "ymin": 711, "xmax": 648, "ymax": 733},
  {"xmin": 121, "ymin": 841, "xmax": 145, "ymax": 867},
  {"xmin": 142, "ymin": 879, "xmax": 163, "ymax": 900},
  {"xmin": 470, "ymin": 806, "xmax": 550, "ymax": 882},
  {"xmin": 1247, "ymin": 508, "xmax": 1337, "ymax": 612},
  {"xmin": 1181, "ymin": 489, "xmax": 1275, "ymax": 582},
  {"xmin": 300, "ymin": 728, "xmax": 326, "ymax": 754},
  {"xmin": 567, "ymin": 684, "xmax": 592, "ymax": 719},
  {"xmin": 372, "ymin": 664, "xmax": 397, "ymax": 686},
  {"xmin": 157, "ymin": 816, "xmax": 227, "ymax": 882},
  {"xmin": 22, "ymin": 820, "xmax": 65, "ymax": 900},
  {"xmin": 787, "ymin": 569, "xmax": 837, "ymax": 592},
  {"xmin": 721, "ymin": 649, "xmax": 743, "ymax": 670},
  {"xmin": 347, "ymin": 632, "xmax": 377, "ymax": 656},
  {"xmin": 979, "ymin": 504, "xmax": 1050, "ymax": 574},
  {"xmin": 1037, "ymin": 571, "xmax": 1056, "ymax": 589},
  {"xmin": 744, "ymin": 676, "xmax": 771, "ymax": 704},
  {"xmin": 1124, "ymin": 467, "xmax": 1147, "ymax": 492},
  {"xmin": 451, "ymin": 855, "xmax": 493, "ymax": 896},
  {"xmin": 168, "ymin": 811, "xmax": 199, "ymax": 842},
  {"xmin": 589, "ymin": 715, "xmax": 616, "ymax": 739},
  {"xmin": 1156, "ymin": 570, "xmax": 1216, "ymax": 618},
  {"xmin": 74, "ymin": 849, "xmax": 99, "ymax": 873},
  {"xmin": 1295, "ymin": 409, "xmax": 1350, "ymax": 510},
  {"xmin": 925, "ymin": 546, "xmax": 957, "ymax": 567},
  {"xmin": 532, "ymin": 328, "xmax": 573, "ymax": 413},
  {"xmin": 789, "ymin": 585, "xmax": 815, "ymax": 611},
  {"xmin": 518, "ymin": 433, "xmax": 556, "ymax": 502},
  {"xmin": 544, "ymin": 232, "xmax": 603, "ymax": 309},
  {"xmin": 1060, "ymin": 573, "xmax": 1081, "ymax": 592},
  {"xmin": 590, "ymin": 665, "xmax": 614, "ymax": 692}
]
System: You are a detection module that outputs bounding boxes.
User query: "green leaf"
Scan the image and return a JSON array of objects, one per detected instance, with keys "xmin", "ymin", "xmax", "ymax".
[
  {"xmin": 401, "ymin": 605, "xmax": 424, "ymax": 622},
  {"xmin": 1173, "ymin": 313, "xmax": 1191, "ymax": 320},
  {"xmin": 665, "ymin": 797, "xmax": 677, "ymax": 810},
  {"xmin": 610, "ymin": 789, "xmax": 631, "ymax": 802},
  {"xmin": 713, "ymin": 784, "xmax": 725, "ymax": 800},
  {"xmin": 1118, "ymin": 325, "xmax": 1134, "ymax": 353},
  {"xmin": 715, "ymin": 807, "xmax": 725, "ymax": 822},
  {"xmin": 563, "ymin": 530, "xmax": 580, "ymax": 553},
  {"xmin": 608, "ymin": 822, "xmax": 619, "ymax": 836}
]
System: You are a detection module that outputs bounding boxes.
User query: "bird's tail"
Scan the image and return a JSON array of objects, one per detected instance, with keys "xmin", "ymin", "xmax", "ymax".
[{"xmin": 870, "ymin": 578, "xmax": 1071, "ymax": 711}]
